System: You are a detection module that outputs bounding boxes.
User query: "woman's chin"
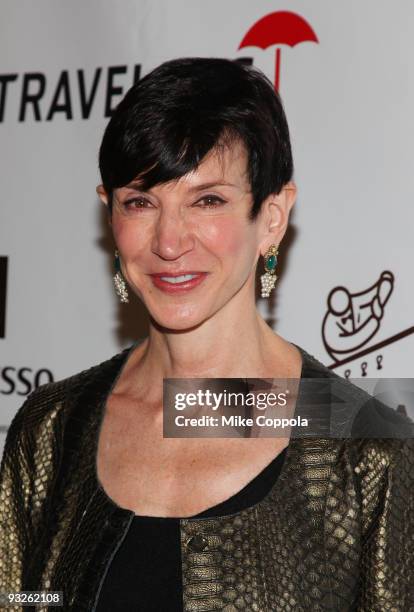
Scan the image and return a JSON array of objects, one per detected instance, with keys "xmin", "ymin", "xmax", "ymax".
[{"xmin": 148, "ymin": 305, "xmax": 207, "ymax": 333}]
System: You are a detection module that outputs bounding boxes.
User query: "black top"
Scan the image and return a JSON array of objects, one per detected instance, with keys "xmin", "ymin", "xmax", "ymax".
[{"xmin": 95, "ymin": 447, "xmax": 288, "ymax": 612}]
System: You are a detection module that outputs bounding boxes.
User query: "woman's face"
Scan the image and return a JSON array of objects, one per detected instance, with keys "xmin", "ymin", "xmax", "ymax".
[{"xmin": 106, "ymin": 141, "xmax": 273, "ymax": 330}]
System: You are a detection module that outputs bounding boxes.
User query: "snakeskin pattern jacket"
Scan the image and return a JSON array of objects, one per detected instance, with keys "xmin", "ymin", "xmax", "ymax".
[{"xmin": 0, "ymin": 344, "xmax": 413, "ymax": 612}]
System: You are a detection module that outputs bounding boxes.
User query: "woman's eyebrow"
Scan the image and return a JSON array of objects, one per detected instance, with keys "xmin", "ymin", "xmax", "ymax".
[
  {"xmin": 187, "ymin": 181, "xmax": 238, "ymax": 192},
  {"xmin": 121, "ymin": 180, "xmax": 240, "ymax": 192}
]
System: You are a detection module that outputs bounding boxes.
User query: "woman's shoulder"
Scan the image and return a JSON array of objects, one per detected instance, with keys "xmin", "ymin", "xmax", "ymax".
[
  {"xmin": 0, "ymin": 347, "xmax": 133, "ymax": 530},
  {"xmin": 295, "ymin": 347, "xmax": 414, "ymax": 520},
  {"xmin": 3, "ymin": 346, "xmax": 131, "ymax": 450},
  {"xmin": 295, "ymin": 344, "xmax": 414, "ymax": 497},
  {"xmin": 296, "ymin": 344, "xmax": 414, "ymax": 441}
]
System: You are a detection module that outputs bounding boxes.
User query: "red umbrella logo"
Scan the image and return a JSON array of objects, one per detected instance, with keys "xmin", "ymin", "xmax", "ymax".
[{"xmin": 239, "ymin": 11, "xmax": 319, "ymax": 91}]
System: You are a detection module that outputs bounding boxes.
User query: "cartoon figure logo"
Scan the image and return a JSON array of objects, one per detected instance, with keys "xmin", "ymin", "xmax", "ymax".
[
  {"xmin": 238, "ymin": 11, "xmax": 318, "ymax": 91},
  {"xmin": 322, "ymin": 271, "xmax": 394, "ymax": 362}
]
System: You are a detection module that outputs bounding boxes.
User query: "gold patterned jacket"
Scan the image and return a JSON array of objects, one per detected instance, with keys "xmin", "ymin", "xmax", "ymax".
[{"xmin": 0, "ymin": 345, "xmax": 413, "ymax": 612}]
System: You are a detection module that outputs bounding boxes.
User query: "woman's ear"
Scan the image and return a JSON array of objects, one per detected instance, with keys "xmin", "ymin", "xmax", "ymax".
[
  {"xmin": 96, "ymin": 184, "xmax": 109, "ymax": 206},
  {"xmin": 96, "ymin": 184, "xmax": 112, "ymax": 226},
  {"xmin": 259, "ymin": 181, "xmax": 297, "ymax": 254}
]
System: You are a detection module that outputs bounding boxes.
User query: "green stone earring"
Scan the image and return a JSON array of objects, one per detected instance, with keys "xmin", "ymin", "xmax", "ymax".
[{"xmin": 261, "ymin": 245, "xmax": 279, "ymax": 298}]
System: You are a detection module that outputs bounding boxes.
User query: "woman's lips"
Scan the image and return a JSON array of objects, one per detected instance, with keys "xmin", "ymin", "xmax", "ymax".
[{"xmin": 149, "ymin": 272, "xmax": 208, "ymax": 293}]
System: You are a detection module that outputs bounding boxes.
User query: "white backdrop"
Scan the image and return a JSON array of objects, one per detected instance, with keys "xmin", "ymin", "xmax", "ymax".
[{"xmin": 1, "ymin": 0, "xmax": 413, "ymax": 448}]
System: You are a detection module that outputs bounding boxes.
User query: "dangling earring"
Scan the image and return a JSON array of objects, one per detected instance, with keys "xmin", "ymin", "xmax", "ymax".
[
  {"xmin": 261, "ymin": 245, "xmax": 279, "ymax": 298},
  {"xmin": 113, "ymin": 250, "xmax": 129, "ymax": 303}
]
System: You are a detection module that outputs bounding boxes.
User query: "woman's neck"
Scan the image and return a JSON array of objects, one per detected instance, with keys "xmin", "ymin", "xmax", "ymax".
[
  {"xmin": 118, "ymin": 312, "xmax": 302, "ymax": 407},
  {"xmin": 146, "ymin": 312, "xmax": 274, "ymax": 378}
]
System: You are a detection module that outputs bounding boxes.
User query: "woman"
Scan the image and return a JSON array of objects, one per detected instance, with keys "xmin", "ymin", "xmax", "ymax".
[{"xmin": 0, "ymin": 58, "xmax": 413, "ymax": 612}]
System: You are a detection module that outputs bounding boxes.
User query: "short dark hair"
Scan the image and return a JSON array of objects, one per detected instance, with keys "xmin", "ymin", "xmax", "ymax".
[{"xmin": 98, "ymin": 57, "xmax": 293, "ymax": 221}]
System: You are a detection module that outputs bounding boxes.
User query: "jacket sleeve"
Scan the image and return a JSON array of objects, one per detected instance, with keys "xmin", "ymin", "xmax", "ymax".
[
  {"xmin": 356, "ymin": 438, "xmax": 414, "ymax": 610},
  {"xmin": 0, "ymin": 393, "xmax": 38, "ymax": 596}
]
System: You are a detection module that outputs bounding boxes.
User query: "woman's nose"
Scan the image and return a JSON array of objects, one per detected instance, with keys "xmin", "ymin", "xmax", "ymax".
[{"xmin": 151, "ymin": 209, "xmax": 195, "ymax": 260}]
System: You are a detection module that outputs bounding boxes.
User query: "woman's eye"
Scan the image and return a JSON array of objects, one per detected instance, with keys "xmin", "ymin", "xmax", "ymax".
[
  {"xmin": 123, "ymin": 197, "xmax": 151, "ymax": 210},
  {"xmin": 196, "ymin": 196, "xmax": 226, "ymax": 208}
]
